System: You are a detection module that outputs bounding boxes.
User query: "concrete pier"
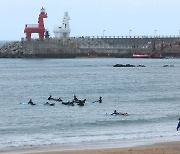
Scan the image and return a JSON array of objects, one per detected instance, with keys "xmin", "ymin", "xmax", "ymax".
[{"xmin": 0, "ymin": 36, "xmax": 180, "ymax": 58}]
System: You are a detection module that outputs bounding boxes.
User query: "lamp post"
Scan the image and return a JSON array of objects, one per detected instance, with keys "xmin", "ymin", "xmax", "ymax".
[
  {"xmin": 178, "ymin": 30, "xmax": 180, "ymax": 45},
  {"xmin": 154, "ymin": 30, "xmax": 157, "ymax": 37},
  {"xmin": 103, "ymin": 30, "xmax": 106, "ymax": 37},
  {"xmin": 129, "ymin": 30, "xmax": 132, "ymax": 37}
]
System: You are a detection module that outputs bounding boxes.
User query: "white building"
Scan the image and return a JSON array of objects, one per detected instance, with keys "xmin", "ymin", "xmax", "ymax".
[{"xmin": 53, "ymin": 12, "xmax": 71, "ymax": 38}]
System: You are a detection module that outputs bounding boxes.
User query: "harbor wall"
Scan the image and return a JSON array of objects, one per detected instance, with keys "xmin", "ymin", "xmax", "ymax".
[{"xmin": 1, "ymin": 36, "xmax": 180, "ymax": 58}]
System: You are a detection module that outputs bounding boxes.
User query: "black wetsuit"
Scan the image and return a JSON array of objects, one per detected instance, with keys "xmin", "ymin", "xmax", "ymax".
[
  {"xmin": 177, "ymin": 121, "xmax": 180, "ymax": 131},
  {"xmin": 111, "ymin": 110, "xmax": 119, "ymax": 115},
  {"xmin": 99, "ymin": 97, "xmax": 102, "ymax": 103}
]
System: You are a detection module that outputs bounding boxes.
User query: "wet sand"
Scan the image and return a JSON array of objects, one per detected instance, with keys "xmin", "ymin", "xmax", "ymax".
[{"xmin": 1, "ymin": 141, "xmax": 180, "ymax": 154}]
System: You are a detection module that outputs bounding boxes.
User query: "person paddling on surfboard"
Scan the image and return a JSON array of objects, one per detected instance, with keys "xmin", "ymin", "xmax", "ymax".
[
  {"xmin": 177, "ymin": 118, "xmax": 180, "ymax": 131},
  {"xmin": 111, "ymin": 110, "xmax": 129, "ymax": 116},
  {"xmin": 57, "ymin": 97, "xmax": 62, "ymax": 101},
  {"xmin": 111, "ymin": 110, "xmax": 119, "ymax": 115}
]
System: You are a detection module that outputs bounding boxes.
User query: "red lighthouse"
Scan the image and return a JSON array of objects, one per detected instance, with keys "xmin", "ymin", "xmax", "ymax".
[{"xmin": 24, "ymin": 7, "xmax": 48, "ymax": 41}]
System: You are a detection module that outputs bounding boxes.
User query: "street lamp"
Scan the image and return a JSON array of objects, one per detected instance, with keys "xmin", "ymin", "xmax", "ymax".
[
  {"xmin": 129, "ymin": 30, "xmax": 132, "ymax": 37},
  {"xmin": 154, "ymin": 30, "xmax": 157, "ymax": 37},
  {"xmin": 103, "ymin": 30, "xmax": 106, "ymax": 37}
]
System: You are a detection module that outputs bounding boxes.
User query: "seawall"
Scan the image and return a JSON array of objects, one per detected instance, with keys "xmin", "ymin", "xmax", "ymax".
[{"xmin": 1, "ymin": 36, "xmax": 180, "ymax": 58}]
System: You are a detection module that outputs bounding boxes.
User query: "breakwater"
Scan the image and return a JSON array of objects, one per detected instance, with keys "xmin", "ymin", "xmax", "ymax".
[
  {"xmin": 0, "ymin": 41, "xmax": 32, "ymax": 58},
  {"xmin": 1, "ymin": 36, "xmax": 180, "ymax": 58}
]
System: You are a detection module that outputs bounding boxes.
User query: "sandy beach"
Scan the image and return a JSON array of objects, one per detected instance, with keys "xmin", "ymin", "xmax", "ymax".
[{"xmin": 1, "ymin": 141, "xmax": 180, "ymax": 154}]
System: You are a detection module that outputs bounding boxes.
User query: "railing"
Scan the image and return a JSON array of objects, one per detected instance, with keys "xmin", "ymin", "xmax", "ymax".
[
  {"xmin": 26, "ymin": 24, "xmax": 39, "ymax": 28},
  {"xmin": 69, "ymin": 35, "xmax": 180, "ymax": 39},
  {"xmin": 22, "ymin": 35, "xmax": 180, "ymax": 44}
]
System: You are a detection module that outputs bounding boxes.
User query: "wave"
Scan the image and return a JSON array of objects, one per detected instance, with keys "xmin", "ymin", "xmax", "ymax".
[{"xmin": 48, "ymin": 114, "xmax": 180, "ymax": 130}]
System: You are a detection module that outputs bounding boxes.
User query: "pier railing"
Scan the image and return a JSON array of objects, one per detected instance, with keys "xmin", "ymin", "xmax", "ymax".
[
  {"xmin": 25, "ymin": 24, "xmax": 39, "ymax": 28},
  {"xmin": 69, "ymin": 35, "xmax": 180, "ymax": 39}
]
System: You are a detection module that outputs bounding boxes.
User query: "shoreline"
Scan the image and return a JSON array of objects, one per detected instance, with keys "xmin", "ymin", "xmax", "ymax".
[{"xmin": 1, "ymin": 136, "xmax": 180, "ymax": 154}]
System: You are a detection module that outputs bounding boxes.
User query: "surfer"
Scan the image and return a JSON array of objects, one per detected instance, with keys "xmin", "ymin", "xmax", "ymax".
[
  {"xmin": 48, "ymin": 95, "xmax": 52, "ymax": 100},
  {"xmin": 177, "ymin": 118, "xmax": 180, "ymax": 131},
  {"xmin": 119, "ymin": 112, "xmax": 129, "ymax": 116},
  {"xmin": 44, "ymin": 102, "xmax": 55, "ymax": 106},
  {"xmin": 28, "ymin": 99, "xmax": 36, "ymax": 105},
  {"xmin": 73, "ymin": 95, "xmax": 78, "ymax": 101},
  {"xmin": 111, "ymin": 110, "xmax": 129, "ymax": 116},
  {"xmin": 57, "ymin": 97, "xmax": 62, "ymax": 101},
  {"xmin": 98, "ymin": 96, "xmax": 102, "ymax": 103},
  {"xmin": 92, "ymin": 97, "xmax": 102, "ymax": 103},
  {"xmin": 111, "ymin": 110, "xmax": 119, "ymax": 115}
]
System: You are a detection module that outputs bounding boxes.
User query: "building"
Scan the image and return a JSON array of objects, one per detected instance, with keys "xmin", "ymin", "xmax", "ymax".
[{"xmin": 53, "ymin": 12, "xmax": 71, "ymax": 38}]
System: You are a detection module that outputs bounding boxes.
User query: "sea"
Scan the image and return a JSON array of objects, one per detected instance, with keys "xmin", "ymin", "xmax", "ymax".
[
  {"xmin": 0, "ymin": 41, "xmax": 10, "ymax": 46},
  {"xmin": 0, "ymin": 58, "xmax": 179, "ymax": 150}
]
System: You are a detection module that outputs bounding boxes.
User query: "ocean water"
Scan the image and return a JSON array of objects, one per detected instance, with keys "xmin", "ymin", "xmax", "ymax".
[
  {"xmin": 0, "ymin": 58, "xmax": 179, "ymax": 150},
  {"xmin": 0, "ymin": 41, "xmax": 10, "ymax": 46}
]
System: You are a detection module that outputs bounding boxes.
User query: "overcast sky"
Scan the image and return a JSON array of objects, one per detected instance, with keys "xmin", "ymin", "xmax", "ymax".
[{"xmin": 0, "ymin": 0, "xmax": 180, "ymax": 40}]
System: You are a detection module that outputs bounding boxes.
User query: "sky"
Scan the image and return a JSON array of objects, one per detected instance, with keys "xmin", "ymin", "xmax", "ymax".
[{"xmin": 0, "ymin": 0, "xmax": 180, "ymax": 40}]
